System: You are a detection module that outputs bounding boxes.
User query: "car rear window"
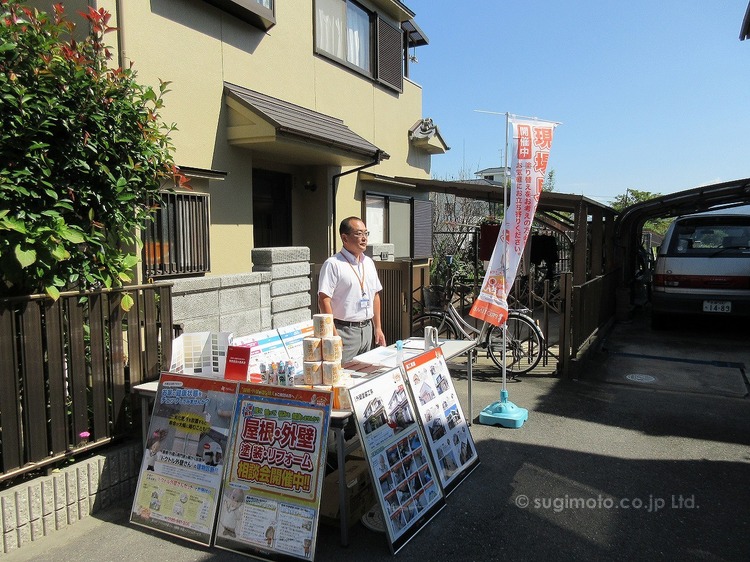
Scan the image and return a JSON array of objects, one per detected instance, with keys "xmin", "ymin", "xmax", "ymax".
[{"xmin": 666, "ymin": 216, "xmax": 750, "ymax": 257}]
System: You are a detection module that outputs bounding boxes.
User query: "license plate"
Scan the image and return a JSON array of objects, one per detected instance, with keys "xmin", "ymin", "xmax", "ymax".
[{"xmin": 703, "ymin": 300, "xmax": 732, "ymax": 313}]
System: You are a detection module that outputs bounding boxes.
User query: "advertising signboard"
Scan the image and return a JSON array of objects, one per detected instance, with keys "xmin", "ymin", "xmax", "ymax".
[
  {"xmin": 131, "ymin": 374, "xmax": 238, "ymax": 545},
  {"xmin": 348, "ymin": 369, "xmax": 445, "ymax": 554},
  {"xmin": 215, "ymin": 384, "xmax": 332, "ymax": 560}
]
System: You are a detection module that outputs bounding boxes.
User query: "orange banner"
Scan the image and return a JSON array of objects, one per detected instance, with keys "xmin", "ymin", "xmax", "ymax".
[{"xmin": 469, "ymin": 116, "xmax": 558, "ymax": 327}]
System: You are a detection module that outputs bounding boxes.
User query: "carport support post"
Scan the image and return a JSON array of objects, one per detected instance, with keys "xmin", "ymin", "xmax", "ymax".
[{"xmin": 559, "ymin": 272, "xmax": 572, "ymax": 377}]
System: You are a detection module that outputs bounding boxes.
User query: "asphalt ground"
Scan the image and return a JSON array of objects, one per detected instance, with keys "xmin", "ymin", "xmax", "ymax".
[{"xmin": 5, "ymin": 307, "xmax": 749, "ymax": 561}]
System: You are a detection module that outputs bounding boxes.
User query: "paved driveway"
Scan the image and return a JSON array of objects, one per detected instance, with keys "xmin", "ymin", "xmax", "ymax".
[{"xmin": 591, "ymin": 307, "xmax": 749, "ymax": 398}]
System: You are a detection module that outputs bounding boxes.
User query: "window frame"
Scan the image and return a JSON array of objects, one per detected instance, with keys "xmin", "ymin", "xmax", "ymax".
[
  {"xmin": 364, "ymin": 192, "xmax": 428, "ymax": 259},
  {"xmin": 314, "ymin": 0, "xmax": 404, "ymax": 92},
  {"xmin": 315, "ymin": 0, "xmax": 374, "ymax": 78}
]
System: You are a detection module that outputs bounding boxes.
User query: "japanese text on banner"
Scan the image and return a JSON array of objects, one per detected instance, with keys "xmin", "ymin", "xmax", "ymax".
[{"xmin": 469, "ymin": 117, "xmax": 558, "ymax": 327}]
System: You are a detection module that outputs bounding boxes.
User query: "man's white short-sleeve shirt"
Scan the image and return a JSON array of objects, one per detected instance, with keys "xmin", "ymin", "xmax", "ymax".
[{"xmin": 318, "ymin": 248, "xmax": 382, "ymax": 322}]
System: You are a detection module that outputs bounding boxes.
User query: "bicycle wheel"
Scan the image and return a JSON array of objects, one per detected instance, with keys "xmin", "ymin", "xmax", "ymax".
[
  {"xmin": 411, "ymin": 313, "xmax": 459, "ymax": 340},
  {"xmin": 486, "ymin": 313, "xmax": 544, "ymax": 375}
]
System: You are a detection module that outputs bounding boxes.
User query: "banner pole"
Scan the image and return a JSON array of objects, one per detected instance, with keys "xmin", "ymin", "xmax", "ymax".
[
  {"xmin": 479, "ymin": 113, "xmax": 528, "ymax": 429},
  {"xmin": 501, "ymin": 113, "xmax": 509, "ymax": 401}
]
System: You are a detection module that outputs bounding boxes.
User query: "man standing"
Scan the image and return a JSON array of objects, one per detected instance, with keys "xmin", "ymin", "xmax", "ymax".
[{"xmin": 318, "ymin": 216, "xmax": 387, "ymax": 362}]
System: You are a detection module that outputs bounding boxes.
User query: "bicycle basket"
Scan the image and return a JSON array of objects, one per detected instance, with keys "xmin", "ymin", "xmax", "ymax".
[{"xmin": 422, "ymin": 285, "xmax": 446, "ymax": 311}]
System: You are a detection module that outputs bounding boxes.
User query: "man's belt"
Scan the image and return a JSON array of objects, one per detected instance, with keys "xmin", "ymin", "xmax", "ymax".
[{"xmin": 334, "ymin": 318, "xmax": 371, "ymax": 328}]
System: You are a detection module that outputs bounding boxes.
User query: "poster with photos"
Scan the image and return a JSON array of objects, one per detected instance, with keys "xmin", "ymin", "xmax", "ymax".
[
  {"xmin": 130, "ymin": 374, "xmax": 239, "ymax": 546},
  {"xmin": 348, "ymin": 369, "xmax": 445, "ymax": 554},
  {"xmin": 401, "ymin": 347, "xmax": 479, "ymax": 495},
  {"xmin": 214, "ymin": 383, "xmax": 331, "ymax": 561}
]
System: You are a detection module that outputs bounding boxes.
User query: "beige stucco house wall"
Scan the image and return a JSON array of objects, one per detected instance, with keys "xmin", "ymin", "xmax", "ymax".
[{"xmin": 86, "ymin": 0, "xmax": 445, "ymax": 274}]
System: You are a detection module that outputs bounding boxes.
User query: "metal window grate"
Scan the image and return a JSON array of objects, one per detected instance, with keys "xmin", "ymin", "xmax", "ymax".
[{"xmin": 143, "ymin": 192, "xmax": 210, "ymax": 278}]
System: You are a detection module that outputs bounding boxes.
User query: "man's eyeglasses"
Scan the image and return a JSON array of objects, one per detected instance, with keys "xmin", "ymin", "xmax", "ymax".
[{"xmin": 348, "ymin": 230, "xmax": 370, "ymax": 238}]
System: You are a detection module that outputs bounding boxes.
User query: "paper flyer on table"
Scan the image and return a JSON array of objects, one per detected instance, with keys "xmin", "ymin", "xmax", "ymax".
[
  {"xmin": 232, "ymin": 329, "xmax": 290, "ymax": 384},
  {"xmin": 277, "ymin": 319, "xmax": 315, "ymax": 362}
]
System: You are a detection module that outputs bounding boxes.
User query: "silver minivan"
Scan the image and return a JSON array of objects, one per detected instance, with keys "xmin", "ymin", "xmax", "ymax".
[{"xmin": 651, "ymin": 206, "xmax": 750, "ymax": 327}]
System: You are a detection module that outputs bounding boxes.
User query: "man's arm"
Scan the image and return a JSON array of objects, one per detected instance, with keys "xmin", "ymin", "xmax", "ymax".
[
  {"xmin": 372, "ymin": 291, "xmax": 386, "ymax": 347},
  {"xmin": 317, "ymin": 292, "xmax": 332, "ymax": 315}
]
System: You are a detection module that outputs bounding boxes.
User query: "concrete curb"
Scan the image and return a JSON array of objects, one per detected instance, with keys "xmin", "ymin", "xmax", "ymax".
[{"xmin": 0, "ymin": 442, "xmax": 142, "ymax": 556}]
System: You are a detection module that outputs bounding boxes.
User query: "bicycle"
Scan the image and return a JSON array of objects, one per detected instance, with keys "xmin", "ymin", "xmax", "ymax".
[{"xmin": 412, "ymin": 271, "xmax": 545, "ymax": 376}]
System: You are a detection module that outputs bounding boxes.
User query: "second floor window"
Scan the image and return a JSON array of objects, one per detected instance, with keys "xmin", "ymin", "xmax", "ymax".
[{"xmin": 316, "ymin": 0, "xmax": 371, "ymax": 74}]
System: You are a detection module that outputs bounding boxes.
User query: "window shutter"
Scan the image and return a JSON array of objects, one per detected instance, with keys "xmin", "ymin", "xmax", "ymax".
[
  {"xmin": 376, "ymin": 17, "xmax": 403, "ymax": 92},
  {"xmin": 412, "ymin": 199, "xmax": 433, "ymax": 259}
]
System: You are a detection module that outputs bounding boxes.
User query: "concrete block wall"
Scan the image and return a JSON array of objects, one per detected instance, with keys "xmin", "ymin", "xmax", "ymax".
[
  {"xmin": 0, "ymin": 442, "xmax": 141, "ymax": 556},
  {"xmin": 171, "ymin": 246, "xmax": 312, "ymax": 337},
  {"xmin": 365, "ymin": 243, "xmax": 395, "ymax": 262},
  {"xmin": 252, "ymin": 247, "xmax": 312, "ymax": 329}
]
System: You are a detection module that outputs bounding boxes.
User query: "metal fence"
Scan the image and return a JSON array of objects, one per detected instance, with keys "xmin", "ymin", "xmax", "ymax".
[{"xmin": 0, "ymin": 284, "xmax": 173, "ymax": 483}]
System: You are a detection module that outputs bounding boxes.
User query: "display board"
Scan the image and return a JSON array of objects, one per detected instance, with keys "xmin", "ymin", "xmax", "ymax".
[
  {"xmin": 401, "ymin": 347, "xmax": 479, "ymax": 495},
  {"xmin": 348, "ymin": 369, "xmax": 445, "ymax": 554},
  {"xmin": 131, "ymin": 374, "xmax": 238, "ymax": 545},
  {"xmin": 276, "ymin": 319, "xmax": 315, "ymax": 364},
  {"xmin": 215, "ymin": 384, "xmax": 332, "ymax": 560}
]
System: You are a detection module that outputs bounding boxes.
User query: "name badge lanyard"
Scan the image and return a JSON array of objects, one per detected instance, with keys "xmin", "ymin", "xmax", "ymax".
[{"xmin": 346, "ymin": 258, "xmax": 370, "ymax": 310}]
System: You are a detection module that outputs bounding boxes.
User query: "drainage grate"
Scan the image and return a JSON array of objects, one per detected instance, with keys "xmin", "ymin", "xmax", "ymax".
[{"xmin": 625, "ymin": 373, "xmax": 657, "ymax": 383}]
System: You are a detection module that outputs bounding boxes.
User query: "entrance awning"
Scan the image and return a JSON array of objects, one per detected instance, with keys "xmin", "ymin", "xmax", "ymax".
[{"xmin": 224, "ymin": 82, "xmax": 388, "ymax": 166}]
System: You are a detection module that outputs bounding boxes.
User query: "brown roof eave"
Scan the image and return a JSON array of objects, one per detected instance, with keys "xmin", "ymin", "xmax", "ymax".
[{"xmin": 276, "ymin": 127, "xmax": 386, "ymax": 162}]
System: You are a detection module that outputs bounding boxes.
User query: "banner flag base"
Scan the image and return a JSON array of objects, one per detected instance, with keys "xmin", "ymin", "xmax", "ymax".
[{"xmin": 478, "ymin": 389, "xmax": 528, "ymax": 429}]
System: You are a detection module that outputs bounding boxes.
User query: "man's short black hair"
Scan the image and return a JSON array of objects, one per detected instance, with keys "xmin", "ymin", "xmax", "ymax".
[{"xmin": 339, "ymin": 216, "xmax": 362, "ymax": 235}]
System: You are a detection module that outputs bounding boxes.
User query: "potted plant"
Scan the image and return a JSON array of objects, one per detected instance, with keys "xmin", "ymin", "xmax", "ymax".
[{"xmin": 479, "ymin": 216, "xmax": 502, "ymax": 262}]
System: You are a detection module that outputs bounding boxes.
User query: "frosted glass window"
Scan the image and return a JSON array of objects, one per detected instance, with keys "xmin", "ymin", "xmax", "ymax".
[{"xmin": 366, "ymin": 195, "xmax": 385, "ymax": 244}]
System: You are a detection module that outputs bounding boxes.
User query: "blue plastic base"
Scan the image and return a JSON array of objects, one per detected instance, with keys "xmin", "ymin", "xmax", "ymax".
[{"xmin": 478, "ymin": 399, "xmax": 528, "ymax": 428}]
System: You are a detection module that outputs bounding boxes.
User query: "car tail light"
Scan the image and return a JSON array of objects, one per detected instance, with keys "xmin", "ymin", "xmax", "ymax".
[{"xmin": 653, "ymin": 274, "xmax": 750, "ymax": 289}]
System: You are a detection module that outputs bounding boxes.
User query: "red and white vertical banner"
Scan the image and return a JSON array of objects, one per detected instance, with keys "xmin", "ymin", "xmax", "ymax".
[{"xmin": 469, "ymin": 116, "xmax": 558, "ymax": 327}]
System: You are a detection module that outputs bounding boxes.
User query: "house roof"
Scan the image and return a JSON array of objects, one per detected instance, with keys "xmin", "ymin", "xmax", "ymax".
[
  {"xmin": 224, "ymin": 82, "xmax": 388, "ymax": 166},
  {"xmin": 741, "ymin": 1, "xmax": 750, "ymax": 40},
  {"xmin": 475, "ymin": 166, "xmax": 509, "ymax": 176}
]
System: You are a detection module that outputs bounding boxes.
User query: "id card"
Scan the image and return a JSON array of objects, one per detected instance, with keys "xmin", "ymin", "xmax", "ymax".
[{"xmin": 359, "ymin": 296, "xmax": 370, "ymax": 310}]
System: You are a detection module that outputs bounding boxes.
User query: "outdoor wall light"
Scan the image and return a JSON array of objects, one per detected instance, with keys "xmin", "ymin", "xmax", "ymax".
[{"xmin": 304, "ymin": 180, "xmax": 317, "ymax": 192}]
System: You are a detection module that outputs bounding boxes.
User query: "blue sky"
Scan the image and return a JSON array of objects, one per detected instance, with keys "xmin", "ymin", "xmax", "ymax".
[{"xmin": 406, "ymin": 0, "xmax": 750, "ymax": 205}]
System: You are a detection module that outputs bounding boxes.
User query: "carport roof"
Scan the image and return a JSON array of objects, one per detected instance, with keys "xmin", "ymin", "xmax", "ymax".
[
  {"xmin": 741, "ymin": 1, "xmax": 750, "ymax": 40},
  {"xmin": 616, "ymin": 176, "xmax": 750, "ymax": 287},
  {"xmin": 617, "ymin": 176, "xmax": 750, "ymax": 230},
  {"xmin": 393, "ymin": 176, "xmax": 615, "ymax": 213}
]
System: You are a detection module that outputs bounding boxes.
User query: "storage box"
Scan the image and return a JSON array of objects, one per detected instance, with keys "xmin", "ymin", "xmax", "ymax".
[{"xmin": 319, "ymin": 459, "xmax": 375, "ymax": 528}]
